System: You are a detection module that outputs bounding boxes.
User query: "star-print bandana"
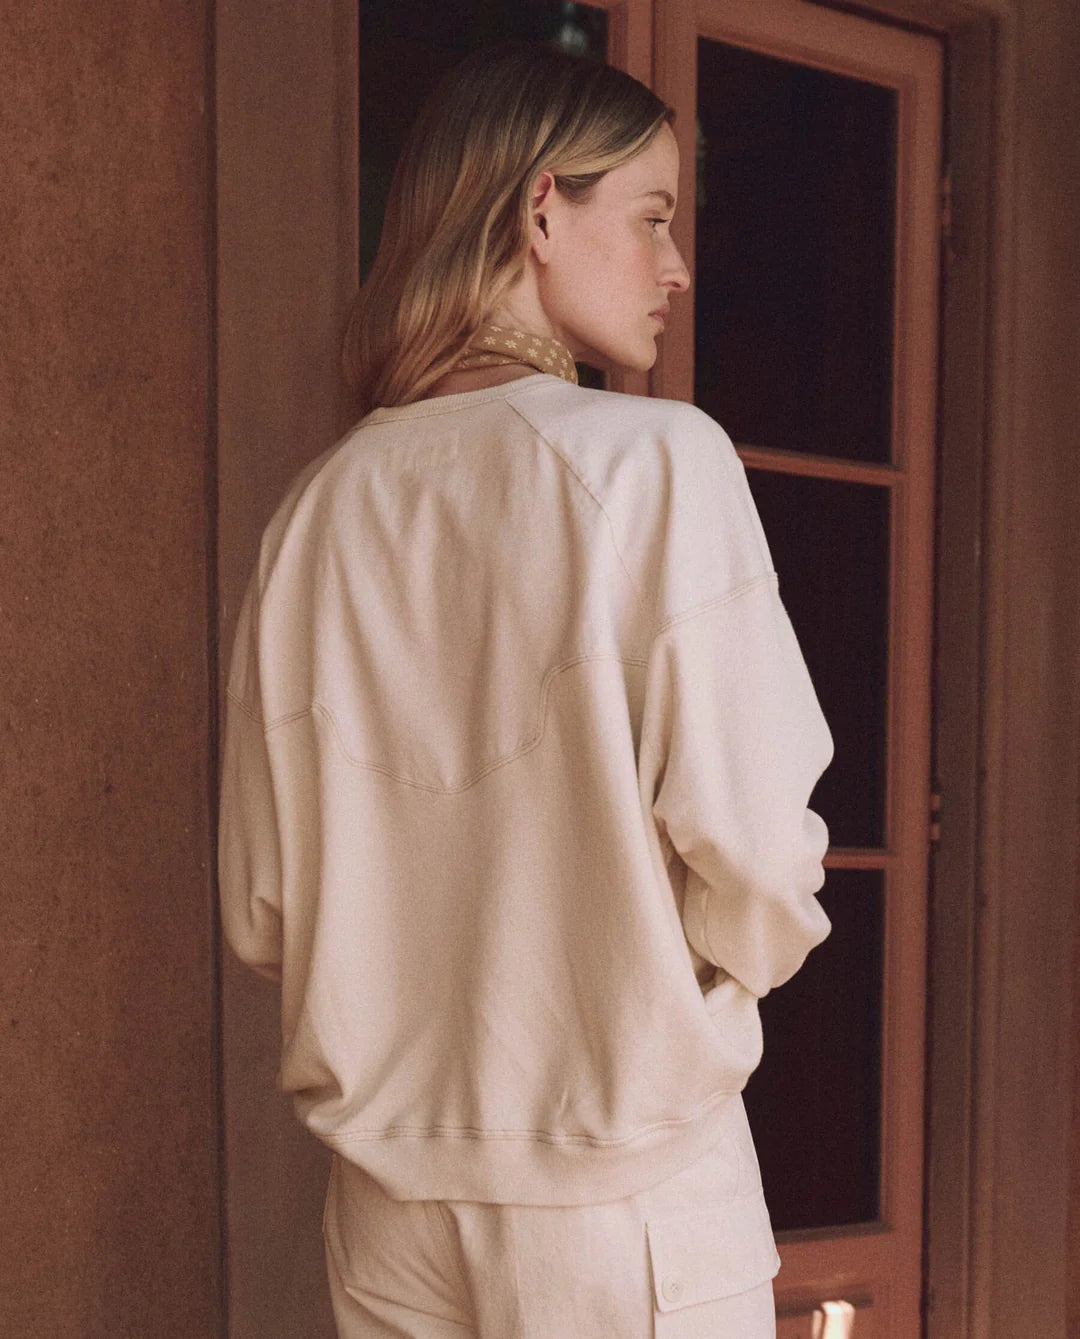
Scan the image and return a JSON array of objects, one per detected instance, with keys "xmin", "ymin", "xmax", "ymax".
[{"xmin": 453, "ymin": 324, "xmax": 579, "ymax": 385}]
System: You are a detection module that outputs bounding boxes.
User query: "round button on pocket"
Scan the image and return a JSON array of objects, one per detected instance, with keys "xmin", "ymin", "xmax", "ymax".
[{"xmin": 661, "ymin": 1276, "xmax": 684, "ymax": 1304}]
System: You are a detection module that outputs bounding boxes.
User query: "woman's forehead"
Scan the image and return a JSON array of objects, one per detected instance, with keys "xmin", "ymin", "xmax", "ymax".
[{"xmin": 604, "ymin": 129, "xmax": 680, "ymax": 204}]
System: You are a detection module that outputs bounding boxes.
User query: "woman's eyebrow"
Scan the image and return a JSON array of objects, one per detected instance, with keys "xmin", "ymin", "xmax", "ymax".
[{"xmin": 637, "ymin": 189, "xmax": 676, "ymax": 209}]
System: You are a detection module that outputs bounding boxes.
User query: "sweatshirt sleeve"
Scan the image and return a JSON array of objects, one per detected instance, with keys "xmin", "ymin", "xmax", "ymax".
[
  {"xmin": 217, "ymin": 580, "xmax": 284, "ymax": 983},
  {"xmin": 635, "ymin": 418, "xmax": 833, "ymax": 999}
]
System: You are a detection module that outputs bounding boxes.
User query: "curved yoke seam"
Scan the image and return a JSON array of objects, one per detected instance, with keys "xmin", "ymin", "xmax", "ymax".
[
  {"xmin": 257, "ymin": 652, "xmax": 647, "ymax": 794},
  {"xmin": 654, "ymin": 572, "xmax": 778, "ymax": 639},
  {"xmin": 505, "ymin": 399, "xmax": 642, "ymax": 600},
  {"xmin": 228, "ymin": 579, "xmax": 778, "ymax": 744},
  {"xmin": 327, "ymin": 1087, "xmax": 741, "ymax": 1147}
]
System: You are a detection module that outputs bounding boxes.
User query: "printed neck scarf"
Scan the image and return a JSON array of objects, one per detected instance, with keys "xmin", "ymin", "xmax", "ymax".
[{"xmin": 453, "ymin": 323, "xmax": 579, "ymax": 385}]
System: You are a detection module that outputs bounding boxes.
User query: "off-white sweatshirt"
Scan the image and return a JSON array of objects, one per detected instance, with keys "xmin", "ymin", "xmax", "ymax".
[{"xmin": 219, "ymin": 373, "xmax": 832, "ymax": 1206}]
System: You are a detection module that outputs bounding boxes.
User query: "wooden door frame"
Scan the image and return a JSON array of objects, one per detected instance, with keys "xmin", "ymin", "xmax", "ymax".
[
  {"xmin": 806, "ymin": 3, "xmax": 1077, "ymax": 1336},
  {"xmin": 654, "ymin": 4, "xmax": 941, "ymax": 1333},
  {"xmin": 215, "ymin": 2, "xmax": 1079, "ymax": 1336}
]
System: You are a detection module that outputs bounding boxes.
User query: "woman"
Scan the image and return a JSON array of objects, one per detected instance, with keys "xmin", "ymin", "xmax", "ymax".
[{"xmin": 219, "ymin": 41, "xmax": 832, "ymax": 1339}]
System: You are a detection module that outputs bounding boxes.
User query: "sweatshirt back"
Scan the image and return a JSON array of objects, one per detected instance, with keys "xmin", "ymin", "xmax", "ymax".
[{"xmin": 218, "ymin": 373, "xmax": 833, "ymax": 1205}]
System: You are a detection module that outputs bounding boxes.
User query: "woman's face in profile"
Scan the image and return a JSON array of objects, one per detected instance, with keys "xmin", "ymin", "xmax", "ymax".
[{"xmin": 537, "ymin": 123, "xmax": 690, "ymax": 374}]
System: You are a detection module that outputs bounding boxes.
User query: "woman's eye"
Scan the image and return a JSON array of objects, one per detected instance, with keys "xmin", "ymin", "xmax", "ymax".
[{"xmin": 647, "ymin": 217, "xmax": 669, "ymax": 231}]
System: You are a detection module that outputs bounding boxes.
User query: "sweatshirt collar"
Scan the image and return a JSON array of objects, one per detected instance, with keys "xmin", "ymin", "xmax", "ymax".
[{"xmin": 361, "ymin": 373, "xmax": 563, "ymax": 426}]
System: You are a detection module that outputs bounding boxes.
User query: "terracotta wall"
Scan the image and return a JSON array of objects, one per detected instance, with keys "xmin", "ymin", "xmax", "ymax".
[
  {"xmin": 1033, "ymin": 4, "xmax": 1080, "ymax": 1325},
  {"xmin": 999, "ymin": 0, "xmax": 1080, "ymax": 1330},
  {"xmin": 1073, "ymin": 909, "xmax": 1080, "ymax": 1336},
  {"xmin": 0, "ymin": 2, "xmax": 221, "ymax": 1334}
]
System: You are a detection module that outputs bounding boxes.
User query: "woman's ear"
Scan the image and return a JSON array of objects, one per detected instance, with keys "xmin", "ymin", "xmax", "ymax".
[
  {"xmin": 531, "ymin": 169, "xmax": 556, "ymax": 215},
  {"xmin": 529, "ymin": 171, "xmax": 557, "ymax": 261}
]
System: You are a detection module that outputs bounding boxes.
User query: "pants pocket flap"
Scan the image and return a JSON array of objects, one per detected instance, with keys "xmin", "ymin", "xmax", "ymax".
[{"xmin": 646, "ymin": 1187, "xmax": 780, "ymax": 1312}]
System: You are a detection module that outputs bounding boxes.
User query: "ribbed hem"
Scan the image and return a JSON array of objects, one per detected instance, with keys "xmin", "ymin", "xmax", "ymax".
[{"xmin": 313, "ymin": 1090, "xmax": 743, "ymax": 1206}]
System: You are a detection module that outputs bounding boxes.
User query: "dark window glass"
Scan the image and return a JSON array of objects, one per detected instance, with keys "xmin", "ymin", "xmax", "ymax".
[
  {"xmin": 695, "ymin": 39, "xmax": 897, "ymax": 461},
  {"xmin": 746, "ymin": 468, "xmax": 889, "ymax": 848},
  {"xmin": 743, "ymin": 868, "xmax": 885, "ymax": 1230},
  {"xmin": 358, "ymin": 4, "xmax": 609, "ymax": 388}
]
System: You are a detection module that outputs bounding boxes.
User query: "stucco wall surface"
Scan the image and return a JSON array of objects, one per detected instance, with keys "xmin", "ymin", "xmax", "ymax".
[
  {"xmin": 0, "ymin": 1, "xmax": 221, "ymax": 1333},
  {"xmin": 994, "ymin": 0, "xmax": 1080, "ymax": 1332}
]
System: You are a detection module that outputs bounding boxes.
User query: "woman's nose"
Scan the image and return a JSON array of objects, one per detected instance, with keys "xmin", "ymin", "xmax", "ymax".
[{"xmin": 663, "ymin": 240, "xmax": 691, "ymax": 293}]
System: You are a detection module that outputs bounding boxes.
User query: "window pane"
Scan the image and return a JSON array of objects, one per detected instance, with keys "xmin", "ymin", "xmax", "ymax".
[
  {"xmin": 746, "ymin": 468, "xmax": 889, "ymax": 847},
  {"xmin": 695, "ymin": 39, "xmax": 897, "ymax": 462},
  {"xmin": 743, "ymin": 868, "xmax": 885, "ymax": 1231}
]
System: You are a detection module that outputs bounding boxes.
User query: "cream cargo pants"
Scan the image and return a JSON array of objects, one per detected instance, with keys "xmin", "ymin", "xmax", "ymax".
[{"xmin": 323, "ymin": 1095, "xmax": 779, "ymax": 1338}]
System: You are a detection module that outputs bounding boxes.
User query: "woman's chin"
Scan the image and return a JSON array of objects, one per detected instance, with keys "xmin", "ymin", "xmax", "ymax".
[
  {"xmin": 572, "ymin": 334, "xmax": 659, "ymax": 377},
  {"xmin": 623, "ymin": 341, "xmax": 660, "ymax": 374},
  {"xmin": 599, "ymin": 342, "xmax": 660, "ymax": 376}
]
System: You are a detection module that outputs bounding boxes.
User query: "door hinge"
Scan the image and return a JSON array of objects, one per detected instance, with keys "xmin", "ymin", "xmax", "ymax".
[
  {"xmin": 940, "ymin": 168, "xmax": 955, "ymax": 273},
  {"xmin": 929, "ymin": 790, "xmax": 943, "ymax": 848}
]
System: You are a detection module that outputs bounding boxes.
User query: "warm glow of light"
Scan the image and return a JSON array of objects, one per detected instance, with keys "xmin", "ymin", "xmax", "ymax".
[{"xmin": 812, "ymin": 1299, "xmax": 856, "ymax": 1338}]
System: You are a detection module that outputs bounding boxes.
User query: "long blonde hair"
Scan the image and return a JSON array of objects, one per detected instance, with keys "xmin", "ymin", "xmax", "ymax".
[{"xmin": 343, "ymin": 42, "xmax": 673, "ymax": 416}]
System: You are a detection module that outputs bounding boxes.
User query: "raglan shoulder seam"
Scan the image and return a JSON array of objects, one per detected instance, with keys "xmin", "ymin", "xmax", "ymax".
[{"xmin": 504, "ymin": 397, "xmax": 642, "ymax": 602}]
